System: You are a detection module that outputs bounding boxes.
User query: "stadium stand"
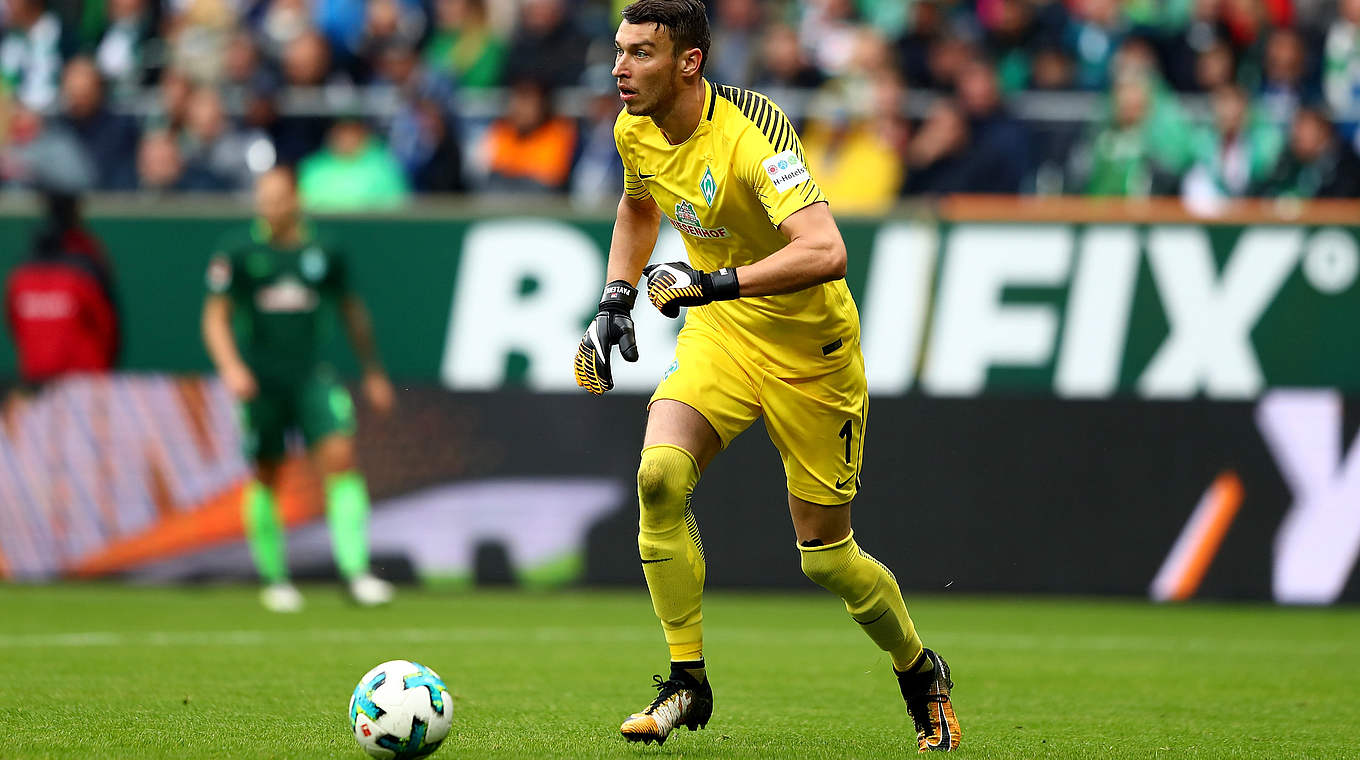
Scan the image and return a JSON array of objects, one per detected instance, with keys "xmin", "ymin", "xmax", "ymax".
[{"xmin": 0, "ymin": 0, "xmax": 1356, "ymax": 202}]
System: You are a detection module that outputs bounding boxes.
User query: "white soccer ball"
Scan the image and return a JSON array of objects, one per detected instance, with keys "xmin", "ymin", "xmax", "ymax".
[{"xmin": 349, "ymin": 660, "xmax": 453, "ymax": 759}]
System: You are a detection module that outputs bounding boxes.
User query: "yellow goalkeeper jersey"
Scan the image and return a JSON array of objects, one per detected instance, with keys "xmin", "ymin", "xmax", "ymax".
[{"xmin": 615, "ymin": 79, "xmax": 860, "ymax": 378}]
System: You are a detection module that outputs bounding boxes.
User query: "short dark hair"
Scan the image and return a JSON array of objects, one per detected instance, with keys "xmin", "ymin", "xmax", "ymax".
[{"xmin": 621, "ymin": 0, "xmax": 710, "ymax": 75}]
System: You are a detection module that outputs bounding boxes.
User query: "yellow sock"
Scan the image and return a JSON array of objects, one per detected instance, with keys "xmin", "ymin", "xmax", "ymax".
[
  {"xmin": 799, "ymin": 531, "xmax": 923, "ymax": 671},
  {"xmin": 636, "ymin": 444, "xmax": 706, "ymax": 662}
]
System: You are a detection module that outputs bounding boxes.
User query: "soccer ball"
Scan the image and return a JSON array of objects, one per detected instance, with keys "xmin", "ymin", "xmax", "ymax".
[{"xmin": 349, "ymin": 660, "xmax": 453, "ymax": 759}]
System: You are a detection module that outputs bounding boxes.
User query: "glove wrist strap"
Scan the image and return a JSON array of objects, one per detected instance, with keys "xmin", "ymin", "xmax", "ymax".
[
  {"xmin": 705, "ymin": 268, "xmax": 741, "ymax": 301},
  {"xmin": 600, "ymin": 280, "xmax": 638, "ymax": 312}
]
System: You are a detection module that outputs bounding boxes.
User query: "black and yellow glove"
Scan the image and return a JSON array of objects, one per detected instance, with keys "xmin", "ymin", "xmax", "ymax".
[
  {"xmin": 574, "ymin": 280, "xmax": 639, "ymax": 395},
  {"xmin": 642, "ymin": 262, "xmax": 740, "ymax": 318}
]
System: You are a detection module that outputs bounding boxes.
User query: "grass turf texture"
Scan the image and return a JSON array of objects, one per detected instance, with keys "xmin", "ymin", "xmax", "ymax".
[{"xmin": 1, "ymin": 586, "xmax": 1356, "ymax": 759}]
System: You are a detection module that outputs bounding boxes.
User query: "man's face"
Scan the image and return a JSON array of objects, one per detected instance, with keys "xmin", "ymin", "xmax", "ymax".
[
  {"xmin": 1291, "ymin": 113, "xmax": 1328, "ymax": 161},
  {"xmin": 612, "ymin": 21, "xmax": 681, "ymax": 118},
  {"xmin": 61, "ymin": 60, "xmax": 102, "ymax": 119},
  {"xmin": 255, "ymin": 170, "xmax": 299, "ymax": 228}
]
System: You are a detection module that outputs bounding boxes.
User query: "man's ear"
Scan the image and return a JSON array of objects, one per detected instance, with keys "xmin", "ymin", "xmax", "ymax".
[{"xmin": 679, "ymin": 47, "xmax": 703, "ymax": 78}]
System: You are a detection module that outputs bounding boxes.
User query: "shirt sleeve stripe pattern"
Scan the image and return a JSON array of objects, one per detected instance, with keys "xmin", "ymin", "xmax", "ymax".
[
  {"xmin": 717, "ymin": 85, "xmax": 811, "ymax": 164},
  {"xmin": 716, "ymin": 84, "xmax": 825, "ymax": 215}
]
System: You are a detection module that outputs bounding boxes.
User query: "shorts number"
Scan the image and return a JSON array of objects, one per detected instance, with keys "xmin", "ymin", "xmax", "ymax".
[{"xmin": 838, "ymin": 420, "xmax": 852, "ymax": 464}]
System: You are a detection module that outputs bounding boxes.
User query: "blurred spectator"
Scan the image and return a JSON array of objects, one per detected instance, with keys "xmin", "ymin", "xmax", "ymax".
[
  {"xmin": 378, "ymin": 44, "xmax": 465, "ymax": 192},
  {"xmin": 924, "ymin": 35, "xmax": 976, "ymax": 93},
  {"xmin": 755, "ymin": 23, "xmax": 825, "ymax": 90},
  {"xmin": 799, "ymin": 0, "xmax": 861, "ymax": 79},
  {"xmin": 952, "ymin": 58, "xmax": 1031, "ymax": 192},
  {"xmin": 1124, "ymin": 0, "xmax": 1193, "ymax": 31},
  {"xmin": 1163, "ymin": 0, "xmax": 1231, "ymax": 92},
  {"xmin": 137, "ymin": 129, "xmax": 191, "ymax": 191},
  {"xmin": 1259, "ymin": 27, "xmax": 1315, "ymax": 122},
  {"xmin": 422, "ymin": 0, "xmax": 505, "ymax": 89},
  {"xmin": 0, "ymin": 0, "xmax": 65, "ymax": 109},
  {"xmin": 165, "ymin": 0, "xmax": 235, "ymax": 82},
  {"xmin": 284, "ymin": 29, "xmax": 350, "ymax": 89},
  {"xmin": 92, "ymin": 0, "xmax": 156, "ymax": 92},
  {"xmin": 259, "ymin": 0, "xmax": 312, "ymax": 60},
  {"xmin": 982, "ymin": 0, "xmax": 1040, "ymax": 92},
  {"xmin": 1254, "ymin": 105, "xmax": 1360, "ymax": 198},
  {"xmin": 895, "ymin": 0, "xmax": 943, "ymax": 88},
  {"xmin": 313, "ymin": 0, "xmax": 426, "ymax": 72},
  {"xmin": 1064, "ymin": 0, "xmax": 1127, "ymax": 90},
  {"xmin": 297, "ymin": 117, "xmax": 410, "ymax": 210},
  {"xmin": 313, "ymin": 0, "xmax": 366, "ymax": 62},
  {"xmin": 272, "ymin": 31, "xmax": 350, "ymax": 165},
  {"xmin": 0, "ymin": 104, "xmax": 95, "ymax": 191},
  {"xmin": 800, "ymin": 78, "xmax": 905, "ymax": 213},
  {"xmin": 1182, "ymin": 84, "xmax": 1283, "ymax": 202},
  {"xmin": 4, "ymin": 224, "xmax": 118, "ymax": 387},
  {"xmin": 845, "ymin": 27, "xmax": 898, "ymax": 88},
  {"xmin": 502, "ymin": 0, "xmax": 587, "ymax": 90},
  {"xmin": 1194, "ymin": 37, "xmax": 1238, "ymax": 92},
  {"xmin": 859, "ymin": 0, "xmax": 911, "ymax": 40},
  {"xmin": 1030, "ymin": 44, "xmax": 1076, "ymax": 90},
  {"xmin": 1081, "ymin": 75, "xmax": 1190, "ymax": 196},
  {"xmin": 58, "ymin": 58, "xmax": 140, "ymax": 191},
  {"xmin": 1111, "ymin": 36, "xmax": 1162, "ymax": 86},
  {"xmin": 481, "ymin": 78, "xmax": 576, "ymax": 194},
  {"xmin": 145, "ymin": 67, "xmax": 193, "ymax": 133},
  {"xmin": 1324, "ymin": 0, "xmax": 1360, "ymax": 114},
  {"xmin": 181, "ymin": 85, "xmax": 257, "ymax": 190},
  {"xmin": 570, "ymin": 66, "xmax": 624, "ymax": 207},
  {"xmin": 709, "ymin": 0, "xmax": 762, "ymax": 89},
  {"xmin": 245, "ymin": 69, "xmax": 327, "ymax": 169},
  {"xmin": 222, "ymin": 29, "xmax": 262, "ymax": 91},
  {"xmin": 354, "ymin": 0, "xmax": 426, "ymax": 82},
  {"xmin": 902, "ymin": 98, "xmax": 971, "ymax": 194}
]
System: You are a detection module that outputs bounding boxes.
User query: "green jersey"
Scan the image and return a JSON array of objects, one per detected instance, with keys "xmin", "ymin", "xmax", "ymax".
[{"xmin": 205, "ymin": 222, "xmax": 349, "ymax": 386}]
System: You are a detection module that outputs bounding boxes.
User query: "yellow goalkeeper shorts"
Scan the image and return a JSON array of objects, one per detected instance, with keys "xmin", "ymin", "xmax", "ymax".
[{"xmin": 650, "ymin": 321, "xmax": 867, "ymax": 505}]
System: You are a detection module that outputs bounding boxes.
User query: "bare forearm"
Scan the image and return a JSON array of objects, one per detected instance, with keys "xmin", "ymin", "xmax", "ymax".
[
  {"xmin": 202, "ymin": 299, "xmax": 246, "ymax": 372},
  {"xmin": 605, "ymin": 195, "xmax": 662, "ymax": 285},
  {"xmin": 341, "ymin": 297, "xmax": 383, "ymax": 373},
  {"xmin": 734, "ymin": 237, "xmax": 846, "ymax": 297},
  {"xmin": 732, "ymin": 201, "xmax": 847, "ymax": 297}
]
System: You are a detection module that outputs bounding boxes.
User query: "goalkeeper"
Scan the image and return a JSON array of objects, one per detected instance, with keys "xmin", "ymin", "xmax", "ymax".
[
  {"xmin": 202, "ymin": 167, "xmax": 396, "ymax": 612},
  {"xmin": 575, "ymin": 0, "xmax": 960, "ymax": 752}
]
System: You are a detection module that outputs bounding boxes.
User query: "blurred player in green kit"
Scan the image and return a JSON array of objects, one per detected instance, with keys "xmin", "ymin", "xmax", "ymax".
[{"xmin": 202, "ymin": 167, "xmax": 396, "ymax": 612}]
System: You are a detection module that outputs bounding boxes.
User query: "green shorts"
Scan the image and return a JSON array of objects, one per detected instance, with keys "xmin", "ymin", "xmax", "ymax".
[{"xmin": 238, "ymin": 368, "xmax": 356, "ymax": 462}]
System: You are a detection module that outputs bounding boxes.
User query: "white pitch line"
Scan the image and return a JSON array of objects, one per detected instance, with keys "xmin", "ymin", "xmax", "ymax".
[{"xmin": 0, "ymin": 627, "xmax": 1349, "ymax": 656}]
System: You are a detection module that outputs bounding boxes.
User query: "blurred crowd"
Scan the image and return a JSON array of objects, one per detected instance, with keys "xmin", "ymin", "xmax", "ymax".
[{"xmin": 1, "ymin": 0, "xmax": 1359, "ymax": 211}]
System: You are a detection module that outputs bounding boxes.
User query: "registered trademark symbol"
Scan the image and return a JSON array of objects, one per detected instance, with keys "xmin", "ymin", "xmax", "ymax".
[{"xmin": 1302, "ymin": 228, "xmax": 1359, "ymax": 295}]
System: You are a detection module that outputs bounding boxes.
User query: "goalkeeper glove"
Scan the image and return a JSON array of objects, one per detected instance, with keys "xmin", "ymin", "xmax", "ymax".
[
  {"xmin": 642, "ymin": 262, "xmax": 740, "ymax": 318},
  {"xmin": 574, "ymin": 280, "xmax": 639, "ymax": 395}
]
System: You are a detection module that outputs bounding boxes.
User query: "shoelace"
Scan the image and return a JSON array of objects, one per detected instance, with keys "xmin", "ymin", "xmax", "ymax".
[
  {"xmin": 643, "ymin": 674, "xmax": 691, "ymax": 724},
  {"xmin": 906, "ymin": 674, "xmax": 949, "ymax": 737}
]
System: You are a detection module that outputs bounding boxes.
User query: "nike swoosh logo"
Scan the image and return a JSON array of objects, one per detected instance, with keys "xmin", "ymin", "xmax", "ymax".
[
  {"xmin": 835, "ymin": 477, "xmax": 855, "ymax": 489},
  {"xmin": 852, "ymin": 608, "xmax": 889, "ymax": 626},
  {"xmin": 638, "ymin": 173, "xmax": 655, "ymax": 179},
  {"xmin": 640, "ymin": 557, "xmax": 672, "ymax": 564}
]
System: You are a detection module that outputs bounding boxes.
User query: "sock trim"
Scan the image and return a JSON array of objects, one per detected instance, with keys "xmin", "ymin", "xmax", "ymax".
[
  {"xmin": 796, "ymin": 529, "xmax": 855, "ymax": 554},
  {"xmin": 640, "ymin": 443, "xmax": 700, "ymax": 472}
]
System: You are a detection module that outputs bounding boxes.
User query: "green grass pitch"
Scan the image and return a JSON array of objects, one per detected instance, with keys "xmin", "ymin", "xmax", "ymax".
[{"xmin": 1, "ymin": 585, "xmax": 1356, "ymax": 759}]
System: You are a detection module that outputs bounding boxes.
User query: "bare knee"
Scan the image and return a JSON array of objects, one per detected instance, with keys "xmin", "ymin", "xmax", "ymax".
[{"xmin": 312, "ymin": 435, "xmax": 356, "ymax": 475}]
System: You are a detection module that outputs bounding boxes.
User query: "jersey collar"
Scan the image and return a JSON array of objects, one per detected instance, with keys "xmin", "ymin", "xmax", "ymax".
[{"xmin": 251, "ymin": 218, "xmax": 315, "ymax": 248}]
